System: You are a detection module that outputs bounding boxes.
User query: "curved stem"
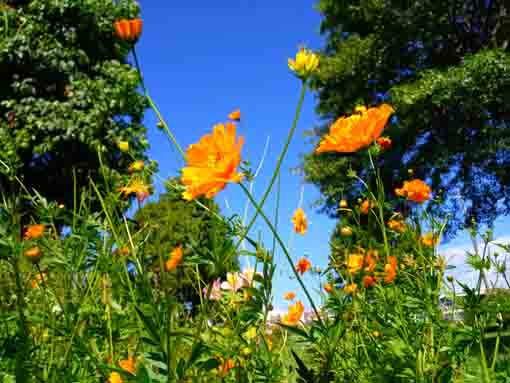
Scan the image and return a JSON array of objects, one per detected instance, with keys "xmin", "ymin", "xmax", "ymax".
[
  {"xmin": 239, "ymin": 183, "xmax": 323, "ymax": 326},
  {"xmin": 233, "ymin": 83, "xmax": 307, "ymax": 252}
]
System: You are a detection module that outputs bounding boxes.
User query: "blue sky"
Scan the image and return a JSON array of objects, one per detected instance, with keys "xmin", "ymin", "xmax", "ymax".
[{"xmin": 133, "ymin": 2, "xmax": 510, "ymax": 310}]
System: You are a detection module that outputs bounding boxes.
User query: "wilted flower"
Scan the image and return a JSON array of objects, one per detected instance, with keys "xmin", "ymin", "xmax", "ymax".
[
  {"xmin": 316, "ymin": 104, "xmax": 394, "ymax": 153},
  {"xmin": 165, "ymin": 245, "xmax": 183, "ymax": 272},
  {"xmin": 364, "ymin": 250, "xmax": 378, "ymax": 273},
  {"xmin": 296, "ymin": 257, "xmax": 311, "ymax": 274},
  {"xmin": 119, "ymin": 356, "xmax": 136, "ymax": 375},
  {"xmin": 340, "ymin": 226, "xmax": 353, "ymax": 237},
  {"xmin": 288, "ymin": 48, "xmax": 319, "ymax": 79},
  {"xmin": 292, "ymin": 208, "xmax": 308, "ymax": 235},
  {"xmin": 387, "ymin": 219, "xmax": 406, "ymax": 233},
  {"xmin": 114, "ymin": 18, "xmax": 143, "ymax": 43},
  {"xmin": 395, "ymin": 179, "xmax": 431, "ymax": 203},
  {"xmin": 282, "ymin": 300, "xmax": 304, "ymax": 326},
  {"xmin": 363, "ymin": 275, "xmax": 377, "ymax": 288},
  {"xmin": 25, "ymin": 246, "xmax": 42, "ymax": 263},
  {"xmin": 24, "ymin": 224, "xmax": 45, "ymax": 240},
  {"xmin": 204, "ymin": 278, "xmax": 222, "ymax": 300},
  {"xmin": 128, "ymin": 160, "xmax": 144, "ymax": 173},
  {"xmin": 228, "ymin": 109, "xmax": 241, "ymax": 121},
  {"xmin": 218, "ymin": 358, "xmax": 235, "ymax": 377},
  {"xmin": 181, "ymin": 122, "xmax": 244, "ymax": 201},
  {"xmin": 284, "ymin": 291, "xmax": 296, "ymax": 300},
  {"xmin": 384, "ymin": 256, "xmax": 398, "ymax": 284},
  {"xmin": 346, "ymin": 254, "xmax": 364, "ymax": 274},
  {"xmin": 118, "ymin": 179, "xmax": 151, "ymax": 203},
  {"xmin": 344, "ymin": 283, "xmax": 357, "ymax": 295},
  {"xmin": 376, "ymin": 136, "xmax": 392, "ymax": 151}
]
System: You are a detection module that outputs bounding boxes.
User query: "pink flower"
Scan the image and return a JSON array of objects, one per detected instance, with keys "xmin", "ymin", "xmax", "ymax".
[
  {"xmin": 221, "ymin": 272, "xmax": 244, "ymax": 292},
  {"xmin": 203, "ymin": 278, "xmax": 222, "ymax": 300}
]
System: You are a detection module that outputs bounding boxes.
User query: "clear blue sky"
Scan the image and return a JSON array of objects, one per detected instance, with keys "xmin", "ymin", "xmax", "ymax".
[{"xmin": 133, "ymin": 2, "xmax": 510, "ymax": 310}]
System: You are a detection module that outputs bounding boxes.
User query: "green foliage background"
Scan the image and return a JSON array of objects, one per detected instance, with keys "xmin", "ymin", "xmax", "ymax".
[
  {"xmin": 304, "ymin": 0, "xmax": 510, "ymax": 237},
  {"xmin": 0, "ymin": 0, "xmax": 147, "ymax": 216}
]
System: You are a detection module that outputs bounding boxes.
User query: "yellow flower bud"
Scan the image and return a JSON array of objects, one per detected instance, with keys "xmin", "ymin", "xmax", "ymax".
[{"xmin": 118, "ymin": 141, "xmax": 129, "ymax": 152}]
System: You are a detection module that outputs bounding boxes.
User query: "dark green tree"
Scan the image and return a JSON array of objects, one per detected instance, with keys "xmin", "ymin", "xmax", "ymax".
[
  {"xmin": 0, "ymin": 0, "xmax": 147, "ymax": 219},
  {"xmin": 304, "ymin": 0, "xmax": 510, "ymax": 237},
  {"xmin": 134, "ymin": 178, "xmax": 239, "ymax": 310}
]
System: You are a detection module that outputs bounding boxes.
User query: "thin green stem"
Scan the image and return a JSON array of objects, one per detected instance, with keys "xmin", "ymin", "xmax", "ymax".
[
  {"xmin": 13, "ymin": 256, "xmax": 29, "ymax": 383},
  {"xmin": 239, "ymin": 183, "xmax": 323, "ymax": 326},
  {"xmin": 233, "ymin": 83, "xmax": 307, "ymax": 253}
]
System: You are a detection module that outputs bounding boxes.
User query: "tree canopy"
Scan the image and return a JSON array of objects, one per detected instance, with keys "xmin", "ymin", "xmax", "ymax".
[
  {"xmin": 134, "ymin": 178, "xmax": 239, "ymax": 309},
  {"xmin": 0, "ymin": 0, "xmax": 147, "ymax": 217},
  {"xmin": 304, "ymin": 0, "xmax": 510, "ymax": 236}
]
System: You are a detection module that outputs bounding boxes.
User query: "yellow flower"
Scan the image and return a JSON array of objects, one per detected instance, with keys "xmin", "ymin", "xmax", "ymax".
[
  {"xmin": 346, "ymin": 254, "xmax": 364, "ymax": 274},
  {"xmin": 24, "ymin": 224, "xmax": 45, "ymax": 240},
  {"xmin": 181, "ymin": 122, "xmax": 244, "ymax": 201},
  {"xmin": 288, "ymin": 47, "xmax": 319, "ymax": 79},
  {"xmin": 118, "ymin": 179, "xmax": 151, "ymax": 203},
  {"xmin": 108, "ymin": 372, "xmax": 123, "ymax": 383},
  {"xmin": 244, "ymin": 327, "xmax": 257, "ymax": 341},
  {"xmin": 228, "ymin": 109, "xmax": 241, "ymax": 121},
  {"xmin": 119, "ymin": 356, "xmax": 136, "ymax": 375},
  {"xmin": 128, "ymin": 160, "xmax": 144, "ymax": 173},
  {"xmin": 165, "ymin": 245, "xmax": 183, "ymax": 272},
  {"xmin": 282, "ymin": 300, "xmax": 304, "ymax": 326},
  {"xmin": 25, "ymin": 246, "xmax": 42, "ymax": 263},
  {"xmin": 344, "ymin": 283, "xmax": 357, "ymax": 295},
  {"xmin": 421, "ymin": 232, "xmax": 438, "ymax": 247},
  {"xmin": 118, "ymin": 141, "xmax": 129, "ymax": 152},
  {"xmin": 292, "ymin": 208, "xmax": 307, "ymax": 235},
  {"xmin": 316, "ymin": 104, "xmax": 394, "ymax": 153},
  {"xmin": 339, "ymin": 199, "xmax": 348, "ymax": 208}
]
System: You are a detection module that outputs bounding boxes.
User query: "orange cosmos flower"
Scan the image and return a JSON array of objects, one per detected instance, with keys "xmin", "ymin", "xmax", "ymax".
[
  {"xmin": 128, "ymin": 160, "xmax": 144, "ymax": 173},
  {"xmin": 119, "ymin": 356, "xmax": 136, "ymax": 375},
  {"xmin": 165, "ymin": 245, "xmax": 183, "ymax": 272},
  {"xmin": 421, "ymin": 232, "xmax": 438, "ymax": 247},
  {"xmin": 228, "ymin": 109, "xmax": 241, "ymax": 121},
  {"xmin": 181, "ymin": 122, "xmax": 244, "ymax": 201},
  {"xmin": 360, "ymin": 199, "xmax": 375, "ymax": 214},
  {"xmin": 291, "ymin": 208, "xmax": 308, "ymax": 235},
  {"xmin": 376, "ymin": 136, "xmax": 392, "ymax": 151},
  {"xmin": 108, "ymin": 372, "xmax": 123, "ymax": 383},
  {"xmin": 284, "ymin": 291, "xmax": 296, "ymax": 300},
  {"xmin": 296, "ymin": 257, "xmax": 311, "ymax": 274},
  {"xmin": 395, "ymin": 179, "xmax": 431, "ymax": 203},
  {"xmin": 384, "ymin": 256, "xmax": 398, "ymax": 284},
  {"xmin": 346, "ymin": 254, "xmax": 364, "ymax": 274},
  {"xmin": 114, "ymin": 18, "xmax": 142, "ymax": 43},
  {"xmin": 218, "ymin": 358, "xmax": 235, "ymax": 377},
  {"xmin": 25, "ymin": 246, "xmax": 42, "ymax": 263},
  {"xmin": 363, "ymin": 275, "xmax": 377, "ymax": 288},
  {"xmin": 31, "ymin": 271, "xmax": 48, "ymax": 289},
  {"xmin": 282, "ymin": 300, "xmax": 304, "ymax": 326},
  {"xmin": 364, "ymin": 250, "xmax": 378, "ymax": 273},
  {"xmin": 344, "ymin": 283, "xmax": 357, "ymax": 295},
  {"xmin": 316, "ymin": 104, "xmax": 394, "ymax": 153},
  {"xmin": 24, "ymin": 224, "xmax": 45, "ymax": 240},
  {"xmin": 118, "ymin": 179, "xmax": 151, "ymax": 203},
  {"xmin": 387, "ymin": 219, "xmax": 406, "ymax": 233},
  {"xmin": 323, "ymin": 283, "xmax": 333, "ymax": 293}
]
